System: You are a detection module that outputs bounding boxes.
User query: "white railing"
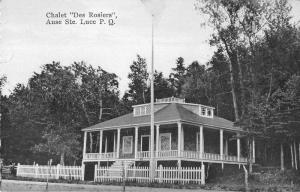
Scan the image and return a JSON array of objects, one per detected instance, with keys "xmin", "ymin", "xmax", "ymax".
[
  {"xmin": 203, "ymin": 153, "xmax": 222, "ymax": 161},
  {"xmin": 223, "ymin": 154, "xmax": 238, "ymax": 162},
  {"xmin": 84, "ymin": 151, "xmax": 247, "ymax": 163},
  {"xmin": 180, "ymin": 151, "xmax": 201, "ymax": 159},
  {"xmin": 94, "ymin": 165, "xmax": 205, "ymax": 184},
  {"xmin": 84, "ymin": 152, "xmax": 116, "ymax": 160},
  {"xmin": 16, "ymin": 163, "xmax": 83, "ymax": 180},
  {"xmin": 137, "ymin": 151, "xmax": 150, "ymax": 159},
  {"xmin": 156, "ymin": 150, "xmax": 178, "ymax": 158}
]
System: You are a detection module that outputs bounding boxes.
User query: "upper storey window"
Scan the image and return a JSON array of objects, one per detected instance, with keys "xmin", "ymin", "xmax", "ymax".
[
  {"xmin": 133, "ymin": 105, "xmax": 150, "ymax": 116},
  {"xmin": 199, "ymin": 106, "xmax": 214, "ymax": 118}
]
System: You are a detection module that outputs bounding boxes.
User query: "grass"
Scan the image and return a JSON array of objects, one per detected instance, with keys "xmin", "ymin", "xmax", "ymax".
[{"xmin": 3, "ymin": 168, "xmax": 300, "ymax": 191}]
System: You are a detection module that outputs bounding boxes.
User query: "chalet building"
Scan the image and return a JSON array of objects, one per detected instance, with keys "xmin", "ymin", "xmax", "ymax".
[{"xmin": 82, "ymin": 97, "xmax": 255, "ymax": 180}]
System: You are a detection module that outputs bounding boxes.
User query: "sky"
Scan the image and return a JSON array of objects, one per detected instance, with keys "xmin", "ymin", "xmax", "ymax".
[{"xmin": 1, "ymin": 0, "xmax": 300, "ymax": 96}]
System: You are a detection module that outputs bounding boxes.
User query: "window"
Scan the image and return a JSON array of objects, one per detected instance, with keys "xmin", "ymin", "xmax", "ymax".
[
  {"xmin": 207, "ymin": 109, "xmax": 211, "ymax": 117},
  {"xmin": 122, "ymin": 136, "xmax": 133, "ymax": 154},
  {"xmin": 160, "ymin": 133, "xmax": 171, "ymax": 151},
  {"xmin": 201, "ymin": 107, "xmax": 206, "ymax": 116}
]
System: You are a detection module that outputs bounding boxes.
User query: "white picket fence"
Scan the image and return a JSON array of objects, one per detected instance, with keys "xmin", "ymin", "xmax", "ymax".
[
  {"xmin": 16, "ymin": 163, "xmax": 84, "ymax": 180},
  {"xmin": 94, "ymin": 165, "xmax": 205, "ymax": 184}
]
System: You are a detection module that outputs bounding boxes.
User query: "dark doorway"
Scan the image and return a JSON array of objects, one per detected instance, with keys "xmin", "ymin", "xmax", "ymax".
[
  {"xmin": 84, "ymin": 162, "xmax": 97, "ymax": 181},
  {"xmin": 141, "ymin": 135, "xmax": 150, "ymax": 151}
]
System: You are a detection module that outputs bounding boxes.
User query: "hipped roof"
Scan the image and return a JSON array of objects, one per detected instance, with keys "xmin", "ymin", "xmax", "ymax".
[{"xmin": 82, "ymin": 103, "xmax": 241, "ymax": 131}]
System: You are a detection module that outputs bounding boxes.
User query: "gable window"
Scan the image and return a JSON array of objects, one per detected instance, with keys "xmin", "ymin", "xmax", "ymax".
[
  {"xmin": 160, "ymin": 133, "xmax": 171, "ymax": 151},
  {"xmin": 207, "ymin": 109, "xmax": 212, "ymax": 117},
  {"xmin": 122, "ymin": 136, "xmax": 133, "ymax": 154},
  {"xmin": 201, "ymin": 107, "xmax": 206, "ymax": 116}
]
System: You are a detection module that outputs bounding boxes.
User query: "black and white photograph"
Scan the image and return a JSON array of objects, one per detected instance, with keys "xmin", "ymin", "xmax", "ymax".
[{"xmin": 0, "ymin": 0, "xmax": 300, "ymax": 191}]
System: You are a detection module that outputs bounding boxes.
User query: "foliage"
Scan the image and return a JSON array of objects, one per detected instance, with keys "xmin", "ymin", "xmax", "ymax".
[{"xmin": 3, "ymin": 62, "xmax": 120, "ymax": 164}]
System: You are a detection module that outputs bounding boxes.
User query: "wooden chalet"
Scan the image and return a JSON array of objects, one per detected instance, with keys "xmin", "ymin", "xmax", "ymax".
[{"xmin": 81, "ymin": 97, "xmax": 255, "ymax": 180}]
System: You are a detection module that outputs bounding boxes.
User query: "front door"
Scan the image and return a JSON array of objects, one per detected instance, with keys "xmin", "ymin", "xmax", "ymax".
[{"xmin": 141, "ymin": 135, "xmax": 150, "ymax": 151}]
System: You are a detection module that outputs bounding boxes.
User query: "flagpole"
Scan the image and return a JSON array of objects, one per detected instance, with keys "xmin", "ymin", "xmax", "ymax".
[{"xmin": 150, "ymin": 13, "xmax": 155, "ymax": 180}]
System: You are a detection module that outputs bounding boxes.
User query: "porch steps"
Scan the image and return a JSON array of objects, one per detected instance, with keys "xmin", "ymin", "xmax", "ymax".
[{"xmin": 106, "ymin": 160, "xmax": 134, "ymax": 177}]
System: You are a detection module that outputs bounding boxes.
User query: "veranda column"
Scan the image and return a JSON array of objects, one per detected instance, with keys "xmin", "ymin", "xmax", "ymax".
[
  {"xmin": 177, "ymin": 122, "xmax": 182, "ymax": 156},
  {"xmin": 225, "ymin": 138, "xmax": 228, "ymax": 155},
  {"xmin": 99, "ymin": 130, "xmax": 103, "ymax": 155},
  {"xmin": 200, "ymin": 125, "xmax": 204, "ymax": 158},
  {"xmin": 252, "ymin": 137, "xmax": 255, "ymax": 163},
  {"xmin": 156, "ymin": 125, "xmax": 160, "ymax": 154},
  {"xmin": 117, "ymin": 128, "xmax": 121, "ymax": 158},
  {"xmin": 220, "ymin": 129, "xmax": 223, "ymax": 160},
  {"xmin": 83, "ymin": 131, "xmax": 87, "ymax": 157},
  {"xmin": 181, "ymin": 125, "xmax": 184, "ymax": 151},
  {"xmin": 134, "ymin": 127, "xmax": 138, "ymax": 159},
  {"xmin": 113, "ymin": 132, "xmax": 116, "ymax": 153},
  {"xmin": 237, "ymin": 133, "xmax": 240, "ymax": 162}
]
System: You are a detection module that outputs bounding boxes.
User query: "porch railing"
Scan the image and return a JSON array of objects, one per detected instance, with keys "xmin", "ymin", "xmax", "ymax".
[
  {"xmin": 137, "ymin": 151, "xmax": 150, "ymax": 159},
  {"xmin": 157, "ymin": 150, "xmax": 178, "ymax": 158},
  {"xmin": 84, "ymin": 152, "xmax": 117, "ymax": 160},
  {"xmin": 84, "ymin": 151, "xmax": 247, "ymax": 163}
]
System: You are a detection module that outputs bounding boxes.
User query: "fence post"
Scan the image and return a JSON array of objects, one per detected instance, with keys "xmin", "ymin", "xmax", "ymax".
[
  {"xmin": 94, "ymin": 164, "xmax": 97, "ymax": 182},
  {"xmin": 201, "ymin": 163, "xmax": 205, "ymax": 185},
  {"xmin": 16, "ymin": 163, "xmax": 20, "ymax": 177},
  {"xmin": 56, "ymin": 164, "xmax": 60, "ymax": 179},
  {"xmin": 35, "ymin": 164, "xmax": 38, "ymax": 178},
  {"xmin": 159, "ymin": 165, "xmax": 163, "ymax": 183},
  {"xmin": 81, "ymin": 164, "xmax": 85, "ymax": 181}
]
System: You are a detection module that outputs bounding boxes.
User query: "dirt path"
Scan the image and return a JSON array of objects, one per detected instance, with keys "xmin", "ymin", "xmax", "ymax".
[{"xmin": 1, "ymin": 179, "xmax": 226, "ymax": 192}]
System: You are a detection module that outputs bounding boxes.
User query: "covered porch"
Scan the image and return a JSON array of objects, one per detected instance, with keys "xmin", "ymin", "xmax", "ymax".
[{"xmin": 82, "ymin": 121, "xmax": 253, "ymax": 165}]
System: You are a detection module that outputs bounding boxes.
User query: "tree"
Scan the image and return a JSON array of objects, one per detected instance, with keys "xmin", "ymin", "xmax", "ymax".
[
  {"xmin": 4, "ymin": 61, "xmax": 120, "ymax": 164},
  {"xmin": 29, "ymin": 62, "xmax": 82, "ymax": 165},
  {"xmin": 148, "ymin": 70, "xmax": 174, "ymax": 100},
  {"xmin": 169, "ymin": 57, "xmax": 186, "ymax": 97},
  {"xmin": 182, "ymin": 61, "xmax": 213, "ymax": 105},
  {"xmin": 125, "ymin": 55, "xmax": 149, "ymax": 105}
]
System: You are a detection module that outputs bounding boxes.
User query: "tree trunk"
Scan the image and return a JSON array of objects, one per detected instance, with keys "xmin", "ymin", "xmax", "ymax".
[
  {"xmin": 299, "ymin": 143, "xmax": 300, "ymax": 170},
  {"xmin": 281, "ymin": 143, "xmax": 284, "ymax": 171},
  {"xmin": 290, "ymin": 144, "xmax": 294, "ymax": 168},
  {"xmin": 248, "ymin": 137, "xmax": 253, "ymax": 173},
  {"xmin": 243, "ymin": 165, "xmax": 249, "ymax": 192},
  {"xmin": 228, "ymin": 58, "xmax": 240, "ymax": 122},
  {"xmin": 80, "ymin": 99, "xmax": 91, "ymax": 125},
  {"xmin": 294, "ymin": 141, "xmax": 297, "ymax": 170},
  {"xmin": 221, "ymin": 37, "xmax": 240, "ymax": 122},
  {"xmin": 98, "ymin": 97, "xmax": 103, "ymax": 122},
  {"xmin": 236, "ymin": 49, "xmax": 246, "ymax": 118},
  {"xmin": 60, "ymin": 151, "xmax": 65, "ymax": 165}
]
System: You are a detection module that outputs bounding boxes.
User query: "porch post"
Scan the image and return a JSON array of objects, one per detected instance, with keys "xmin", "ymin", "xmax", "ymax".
[
  {"xmin": 113, "ymin": 131, "xmax": 116, "ymax": 153},
  {"xmin": 200, "ymin": 125, "xmax": 204, "ymax": 158},
  {"xmin": 177, "ymin": 122, "xmax": 182, "ymax": 156},
  {"xmin": 252, "ymin": 137, "xmax": 255, "ymax": 163},
  {"xmin": 117, "ymin": 128, "xmax": 121, "ymax": 158},
  {"xmin": 225, "ymin": 138, "xmax": 228, "ymax": 155},
  {"xmin": 181, "ymin": 125, "xmax": 184, "ymax": 151},
  {"xmin": 237, "ymin": 133, "xmax": 240, "ymax": 162},
  {"xmin": 220, "ymin": 129, "xmax": 223, "ymax": 160},
  {"xmin": 135, "ymin": 126, "xmax": 138, "ymax": 159},
  {"xmin": 99, "ymin": 130, "xmax": 103, "ymax": 154},
  {"xmin": 156, "ymin": 125, "xmax": 160, "ymax": 154},
  {"xmin": 83, "ymin": 131, "xmax": 87, "ymax": 156}
]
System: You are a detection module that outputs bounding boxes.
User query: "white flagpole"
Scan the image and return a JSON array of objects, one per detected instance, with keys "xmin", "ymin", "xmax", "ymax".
[
  {"xmin": 140, "ymin": 0, "xmax": 165, "ymax": 180},
  {"xmin": 150, "ymin": 13, "xmax": 155, "ymax": 180}
]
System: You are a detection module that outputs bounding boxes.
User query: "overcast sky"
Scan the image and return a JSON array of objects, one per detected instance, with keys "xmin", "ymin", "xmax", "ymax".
[{"xmin": 1, "ymin": 0, "xmax": 300, "ymax": 96}]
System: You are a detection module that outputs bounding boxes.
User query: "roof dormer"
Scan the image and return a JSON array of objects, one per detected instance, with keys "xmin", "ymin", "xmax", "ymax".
[{"xmin": 132, "ymin": 97, "xmax": 214, "ymax": 118}]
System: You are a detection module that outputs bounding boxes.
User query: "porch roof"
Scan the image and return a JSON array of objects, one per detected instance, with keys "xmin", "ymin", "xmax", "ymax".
[{"xmin": 82, "ymin": 103, "xmax": 241, "ymax": 131}]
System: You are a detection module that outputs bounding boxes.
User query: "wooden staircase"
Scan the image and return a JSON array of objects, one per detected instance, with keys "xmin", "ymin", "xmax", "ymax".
[{"xmin": 106, "ymin": 160, "xmax": 134, "ymax": 177}]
